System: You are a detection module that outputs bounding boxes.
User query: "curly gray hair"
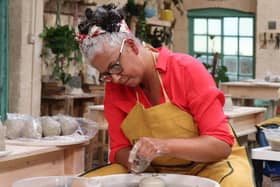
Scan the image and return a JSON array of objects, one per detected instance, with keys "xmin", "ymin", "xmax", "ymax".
[{"xmin": 81, "ymin": 32, "xmax": 141, "ymax": 64}]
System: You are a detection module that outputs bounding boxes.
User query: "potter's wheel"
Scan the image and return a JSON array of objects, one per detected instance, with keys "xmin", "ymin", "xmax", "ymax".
[
  {"xmin": 92, "ymin": 173, "xmax": 220, "ymax": 187},
  {"xmin": 12, "ymin": 174, "xmax": 220, "ymax": 187}
]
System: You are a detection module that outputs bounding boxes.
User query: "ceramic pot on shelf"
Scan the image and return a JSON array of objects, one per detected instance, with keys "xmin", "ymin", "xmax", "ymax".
[
  {"xmin": 144, "ymin": 0, "xmax": 158, "ymax": 18},
  {"xmin": 159, "ymin": 9, "xmax": 174, "ymax": 22}
]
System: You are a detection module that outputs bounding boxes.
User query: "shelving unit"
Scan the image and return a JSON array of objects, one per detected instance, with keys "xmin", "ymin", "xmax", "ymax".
[
  {"xmin": 146, "ymin": 17, "xmax": 171, "ymax": 27},
  {"xmin": 83, "ymin": 104, "xmax": 108, "ymax": 170},
  {"xmin": 44, "ymin": 0, "xmax": 97, "ymax": 16}
]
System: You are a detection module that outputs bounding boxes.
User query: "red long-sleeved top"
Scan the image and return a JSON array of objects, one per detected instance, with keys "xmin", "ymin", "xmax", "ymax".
[{"xmin": 104, "ymin": 47, "xmax": 234, "ymax": 163}]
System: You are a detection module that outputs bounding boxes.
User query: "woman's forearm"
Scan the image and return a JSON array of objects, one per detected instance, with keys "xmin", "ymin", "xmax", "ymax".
[
  {"xmin": 115, "ymin": 147, "xmax": 131, "ymax": 169},
  {"xmin": 163, "ymin": 135, "xmax": 232, "ymax": 162},
  {"xmin": 115, "ymin": 135, "xmax": 231, "ymax": 170}
]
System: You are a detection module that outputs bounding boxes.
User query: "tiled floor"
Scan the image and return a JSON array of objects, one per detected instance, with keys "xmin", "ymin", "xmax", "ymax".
[
  {"xmin": 263, "ymin": 176, "xmax": 271, "ymax": 187},
  {"xmin": 262, "ymin": 176, "xmax": 280, "ymax": 187}
]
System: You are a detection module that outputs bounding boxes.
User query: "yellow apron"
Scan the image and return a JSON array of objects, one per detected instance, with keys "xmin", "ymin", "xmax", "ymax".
[{"xmin": 82, "ymin": 77, "xmax": 254, "ymax": 187}]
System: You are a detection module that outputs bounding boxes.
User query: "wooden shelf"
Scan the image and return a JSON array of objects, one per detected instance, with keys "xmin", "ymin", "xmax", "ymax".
[
  {"xmin": 44, "ymin": 0, "xmax": 96, "ymax": 17},
  {"xmin": 146, "ymin": 17, "xmax": 171, "ymax": 27}
]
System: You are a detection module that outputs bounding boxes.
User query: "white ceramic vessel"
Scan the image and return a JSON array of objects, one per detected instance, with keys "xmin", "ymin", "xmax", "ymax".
[{"xmin": 223, "ymin": 94, "xmax": 233, "ymax": 111}]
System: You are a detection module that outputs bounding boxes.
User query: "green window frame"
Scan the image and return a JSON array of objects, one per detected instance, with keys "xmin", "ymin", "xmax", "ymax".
[
  {"xmin": 188, "ymin": 8, "xmax": 255, "ymax": 81},
  {"xmin": 0, "ymin": 0, "xmax": 9, "ymax": 122}
]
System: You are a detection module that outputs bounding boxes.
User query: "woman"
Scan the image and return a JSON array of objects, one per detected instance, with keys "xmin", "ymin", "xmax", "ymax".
[{"xmin": 78, "ymin": 4, "xmax": 254, "ymax": 186}]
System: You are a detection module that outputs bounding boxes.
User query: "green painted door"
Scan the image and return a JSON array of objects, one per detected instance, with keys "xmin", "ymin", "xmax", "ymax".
[{"xmin": 0, "ymin": 0, "xmax": 9, "ymax": 121}]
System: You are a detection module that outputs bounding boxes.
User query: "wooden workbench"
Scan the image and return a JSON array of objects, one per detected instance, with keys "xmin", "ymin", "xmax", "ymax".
[
  {"xmin": 41, "ymin": 93, "xmax": 104, "ymax": 117},
  {"xmin": 221, "ymin": 80, "xmax": 280, "ymax": 100},
  {"xmin": 251, "ymin": 146, "xmax": 280, "ymax": 161},
  {"xmin": 224, "ymin": 106, "xmax": 266, "ymax": 146},
  {"xmin": 224, "ymin": 106, "xmax": 266, "ymax": 137},
  {"xmin": 0, "ymin": 143, "xmax": 88, "ymax": 187},
  {"xmin": 251, "ymin": 146, "xmax": 280, "ymax": 187},
  {"xmin": 220, "ymin": 80, "xmax": 280, "ymax": 116}
]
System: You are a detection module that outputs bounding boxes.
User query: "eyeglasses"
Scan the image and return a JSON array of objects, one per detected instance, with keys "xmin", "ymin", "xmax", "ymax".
[{"xmin": 99, "ymin": 39, "xmax": 126, "ymax": 83}]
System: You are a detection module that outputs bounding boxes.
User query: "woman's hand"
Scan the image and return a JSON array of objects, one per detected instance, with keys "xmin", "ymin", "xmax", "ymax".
[
  {"xmin": 128, "ymin": 136, "xmax": 231, "ymax": 167},
  {"xmin": 132, "ymin": 137, "xmax": 167, "ymax": 159},
  {"xmin": 128, "ymin": 137, "xmax": 167, "ymax": 173},
  {"xmin": 127, "ymin": 135, "xmax": 231, "ymax": 173}
]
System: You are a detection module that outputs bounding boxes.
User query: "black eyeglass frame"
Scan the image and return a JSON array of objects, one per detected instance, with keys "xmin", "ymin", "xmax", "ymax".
[{"xmin": 98, "ymin": 39, "xmax": 127, "ymax": 83}]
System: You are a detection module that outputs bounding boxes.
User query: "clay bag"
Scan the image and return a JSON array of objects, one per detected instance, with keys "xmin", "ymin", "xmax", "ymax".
[
  {"xmin": 5, "ymin": 118, "xmax": 25, "ymax": 139},
  {"xmin": 22, "ymin": 118, "xmax": 42, "ymax": 139},
  {"xmin": 41, "ymin": 116, "xmax": 61, "ymax": 137},
  {"xmin": 0, "ymin": 121, "xmax": 5, "ymax": 151},
  {"xmin": 57, "ymin": 116, "xmax": 79, "ymax": 135}
]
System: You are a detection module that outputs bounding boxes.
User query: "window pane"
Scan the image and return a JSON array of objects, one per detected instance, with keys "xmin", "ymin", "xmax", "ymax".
[
  {"xmin": 208, "ymin": 55, "xmax": 213, "ymax": 65},
  {"xmin": 194, "ymin": 18, "xmax": 207, "ymax": 34},
  {"xmin": 207, "ymin": 55, "xmax": 221, "ymax": 66},
  {"xmin": 239, "ymin": 76, "xmax": 252, "ymax": 81},
  {"xmin": 239, "ymin": 37, "xmax": 253, "ymax": 56},
  {"xmin": 190, "ymin": 12, "xmax": 254, "ymax": 82},
  {"xmin": 208, "ymin": 36, "xmax": 221, "ymax": 53},
  {"xmin": 196, "ymin": 54, "xmax": 207, "ymax": 64},
  {"xmin": 224, "ymin": 17, "xmax": 238, "ymax": 36},
  {"xmin": 224, "ymin": 37, "xmax": 238, "ymax": 55},
  {"xmin": 228, "ymin": 74, "xmax": 238, "ymax": 81},
  {"xmin": 224, "ymin": 56, "xmax": 237, "ymax": 73},
  {"xmin": 194, "ymin": 35, "xmax": 207, "ymax": 52},
  {"xmin": 208, "ymin": 19, "xmax": 221, "ymax": 35},
  {"xmin": 239, "ymin": 57, "xmax": 253, "ymax": 75},
  {"xmin": 240, "ymin": 18, "xmax": 253, "ymax": 36}
]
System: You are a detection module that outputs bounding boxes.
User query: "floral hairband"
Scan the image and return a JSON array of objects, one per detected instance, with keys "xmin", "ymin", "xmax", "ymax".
[{"xmin": 76, "ymin": 20, "xmax": 131, "ymax": 45}]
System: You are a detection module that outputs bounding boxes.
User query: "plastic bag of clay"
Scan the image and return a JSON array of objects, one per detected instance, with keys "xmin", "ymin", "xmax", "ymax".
[
  {"xmin": 21, "ymin": 117, "xmax": 42, "ymax": 139},
  {"xmin": 53, "ymin": 115, "xmax": 98, "ymax": 138},
  {"xmin": 4, "ymin": 113, "xmax": 28, "ymax": 139},
  {"xmin": 0, "ymin": 121, "xmax": 6, "ymax": 151},
  {"xmin": 40, "ymin": 116, "xmax": 61, "ymax": 137},
  {"xmin": 75, "ymin": 117, "xmax": 98, "ymax": 139},
  {"xmin": 53, "ymin": 115, "xmax": 81, "ymax": 136}
]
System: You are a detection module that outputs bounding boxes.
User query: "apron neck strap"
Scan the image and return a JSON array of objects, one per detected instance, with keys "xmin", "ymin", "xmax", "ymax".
[
  {"xmin": 135, "ymin": 52, "xmax": 170, "ymax": 103},
  {"xmin": 151, "ymin": 52, "xmax": 170, "ymax": 103},
  {"xmin": 136, "ymin": 88, "xmax": 140, "ymax": 102}
]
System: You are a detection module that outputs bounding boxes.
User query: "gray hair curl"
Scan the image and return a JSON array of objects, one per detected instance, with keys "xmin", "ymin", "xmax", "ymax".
[{"xmin": 80, "ymin": 32, "xmax": 141, "ymax": 64}]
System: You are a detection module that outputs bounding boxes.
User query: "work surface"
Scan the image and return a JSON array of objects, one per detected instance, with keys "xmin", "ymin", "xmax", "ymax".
[
  {"xmin": 251, "ymin": 146, "xmax": 280, "ymax": 161},
  {"xmin": 221, "ymin": 80, "xmax": 280, "ymax": 117},
  {"xmin": 0, "ymin": 143, "xmax": 88, "ymax": 187},
  {"xmin": 224, "ymin": 106, "xmax": 266, "ymax": 137},
  {"xmin": 221, "ymin": 80, "xmax": 280, "ymax": 100}
]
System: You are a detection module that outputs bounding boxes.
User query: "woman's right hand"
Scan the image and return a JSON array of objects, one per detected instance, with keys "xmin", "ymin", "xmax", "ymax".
[{"xmin": 128, "ymin": 137, "xmax": 168, "ymax": 173}]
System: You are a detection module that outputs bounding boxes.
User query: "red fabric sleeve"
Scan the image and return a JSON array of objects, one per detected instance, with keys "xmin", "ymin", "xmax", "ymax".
[
  {"xmin": 104, "ymin": 84, "xmax": 131, "ymax": 163},
  {"xmin": 182, "ymin": 57, "xmax": 234, "ymax": 146}
]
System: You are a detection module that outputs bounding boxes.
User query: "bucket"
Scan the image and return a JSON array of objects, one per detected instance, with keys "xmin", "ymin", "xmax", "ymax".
[{"xmin": 159, "ymin": 9, "xmax": 174, "ymax": 22}]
